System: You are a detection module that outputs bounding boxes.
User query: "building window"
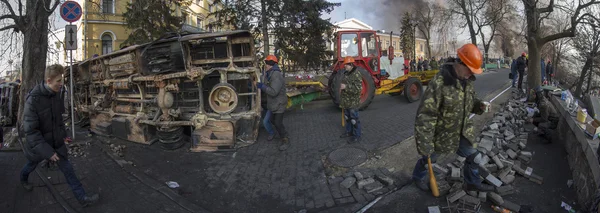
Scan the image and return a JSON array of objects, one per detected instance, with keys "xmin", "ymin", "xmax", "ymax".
[
  {"xmin": 102, "ymin": 34, "xmax": 113, "ymax": 55},
  {"xmin": 393, "ymin": 41, "xmax": 396, "ymax": 48},
  {"xmin": 102, "ymin": 0, "xmax": 114, "ymax": 14},
  {"xmin": 197, "ymin": 17, "xmax": 203, "ymax": 28},
  {"xmin": 386, "ymin": 41, "xmax": 389, "ymax": 47},
  {"xmin": 209, "ymin": 5, "xmax": 213, "ymax": 12},
  {"xmin": 420, "ymin": 44, "xmax": 423, "ymax": 51}
]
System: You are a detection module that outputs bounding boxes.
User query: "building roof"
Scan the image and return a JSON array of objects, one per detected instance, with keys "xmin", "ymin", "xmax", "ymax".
[{"xmin": 333, "ymin": 18, "xmax": 374, "ymax": 30}]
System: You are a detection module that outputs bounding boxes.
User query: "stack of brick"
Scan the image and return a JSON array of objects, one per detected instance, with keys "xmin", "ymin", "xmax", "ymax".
[
  {"xmin": 430, "ymin": 93, "xmax": 542, "ymax": 212},
  {"xmin": 328, "ymin": 168, "xmax": 399, "ymax": 205}
]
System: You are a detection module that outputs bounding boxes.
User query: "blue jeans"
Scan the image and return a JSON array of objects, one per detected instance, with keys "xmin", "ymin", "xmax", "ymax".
[
  {"xmin": 511, "ymin": 69, "xmax": 517, "ymax": 87},
  {"xmin": 262, "ymin": 109, "xmax": 275, "ymax": 136},
  {"xmin": 344, "ymin": 108, "xmax": 361, "ymax": 138},
  {"xmin": 21, "ymin": 158, "xmax": 86, "ymax": 201},
  {"xmin": 412, "ymin": 136, "xmax": 481, "ymax": 186}
]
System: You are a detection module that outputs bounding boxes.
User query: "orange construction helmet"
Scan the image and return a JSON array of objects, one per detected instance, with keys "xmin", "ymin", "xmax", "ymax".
[
  {"xmin": 457, "ymin": 44, "xmax": 483, "ymax": 74},
  {"xmin": 343, "ymin": 56, "xmax": 355, "ymax": 65},
  {"xmin": 265, "ymin": 55, "xmax": 278, "ymax": 63}
]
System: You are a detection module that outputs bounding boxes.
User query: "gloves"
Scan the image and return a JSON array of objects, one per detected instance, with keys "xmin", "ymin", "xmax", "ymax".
[{"xmin": 257, "ymin": 83, "xmax": 266, "ymax": 90}]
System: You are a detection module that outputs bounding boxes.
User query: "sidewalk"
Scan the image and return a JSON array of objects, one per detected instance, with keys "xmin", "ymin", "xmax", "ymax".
[{"xmin": 0, "ymin": 135, "xmax": 202, "ymax": 213}]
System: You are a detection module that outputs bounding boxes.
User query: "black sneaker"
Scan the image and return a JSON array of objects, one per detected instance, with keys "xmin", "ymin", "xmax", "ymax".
[
  {"xmin": 79, "ymin": 193, "xmax": 99, "ymax": 207},
  {"xmin": 413, "ymin": 179, "xmax": 429, "ymax": 192},
  {"xmin": 339, "ymin": 132, "xmax": 352, "ymax": 138},
  {"xmin": 21, "ymin": 181, "xmax": 33, "ymax": 192},
  {"xmin": 465, "ymin": 183, "xmax": 495, "ymax": 192},
  {"xmin": 279, "ymin": 138, "xmax": 289, "ymax": 151},
  {"xmin": 267, "ymin": 134, "xmax": 275, "ymax": 141},
  {"xmin": 347, "ymin": 137, "xmax": 361, "ymax": 144}
]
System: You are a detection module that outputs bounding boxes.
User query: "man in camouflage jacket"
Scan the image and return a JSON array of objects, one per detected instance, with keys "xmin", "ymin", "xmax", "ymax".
[
  {"xmin": 339, "ymin": 56, "xmax": 363, "ymax": 144},
  {"xmin": 529, "ymin": 87, "xmax": 559, "ymax": 143},
  {"xmin": 412, "ymin": 44, "xmax": 494, "ymax": 193}
]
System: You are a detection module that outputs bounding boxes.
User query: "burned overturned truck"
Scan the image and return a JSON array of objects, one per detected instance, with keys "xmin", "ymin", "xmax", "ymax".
[{"xmin": 72, "ymin": 30, "xmax": 261, "ymax": 151}]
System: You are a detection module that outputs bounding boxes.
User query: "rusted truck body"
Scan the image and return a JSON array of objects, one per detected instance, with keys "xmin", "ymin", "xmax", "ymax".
[{"xmin": 72, "ymin": 30, "xmax": 261, "ymax": 151}]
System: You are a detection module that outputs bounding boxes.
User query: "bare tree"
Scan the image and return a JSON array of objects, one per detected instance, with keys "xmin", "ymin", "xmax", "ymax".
[
  {"xmin": 0, "ymin": 0, "xmax": 60, "ymax": 127},
  {"xmin": 414, "ymin": 0, "xmax": 435, "ymax": 58},
  {"xmin": 477, "ymin": 0, "xmax": 511, "ymax": 61},
  {"xmin": 571, "ymin": 9, "xmax": 600, "ymax": 97},
  {"xmin": 447, "ymin": 0, "xmax": 487, "ymax": 44},
  {"xmin": 522, "ymin": 0, "xmax": 600, "ymax": 91}
]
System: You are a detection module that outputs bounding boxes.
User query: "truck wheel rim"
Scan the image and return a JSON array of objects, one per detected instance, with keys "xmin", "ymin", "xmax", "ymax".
[{"xmin": 410, "ymin": 84, "xmax": 419, "ymax": 98}]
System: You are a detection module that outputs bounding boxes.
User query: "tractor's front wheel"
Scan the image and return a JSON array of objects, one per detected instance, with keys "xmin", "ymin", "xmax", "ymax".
[
  {"xmin": 404, "ymin": 77, "xmax": 423, "ymax": 103},
  {"xmin": 329, "ymin": 69, "xmax": 376, "ymax": 110}
]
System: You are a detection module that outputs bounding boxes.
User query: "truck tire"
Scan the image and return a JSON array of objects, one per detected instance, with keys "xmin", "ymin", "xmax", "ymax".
[
  {"xmin": 404, "ymin": 77, "xmax": 423, "ymax": 103},
  {"xmin": 329, "ymin": 68, "xmax": 376, "ymax": 110}
]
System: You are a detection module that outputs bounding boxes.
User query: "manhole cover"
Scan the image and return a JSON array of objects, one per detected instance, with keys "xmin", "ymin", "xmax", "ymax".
[{"xmin": 328, "ymin": 147, "xmax": 367, "ymax": 167}]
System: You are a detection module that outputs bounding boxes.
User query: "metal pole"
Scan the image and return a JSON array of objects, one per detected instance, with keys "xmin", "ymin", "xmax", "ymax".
[{"xmin": 69, "ymin": 22, "xmax": 75, "ymax": 139}]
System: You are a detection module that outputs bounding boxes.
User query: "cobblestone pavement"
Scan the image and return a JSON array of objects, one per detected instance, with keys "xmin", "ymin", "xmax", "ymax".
[
  {"xmin": 111, "ymin": 70, "xmax": 512, "ymax": 212},
  {"xmin": 0, "ymin": 69, "xmax": 510, "ymax": 213},
  {"xmin": 0, "ymin": 140, "xmax": 195, "ymax": 213}
]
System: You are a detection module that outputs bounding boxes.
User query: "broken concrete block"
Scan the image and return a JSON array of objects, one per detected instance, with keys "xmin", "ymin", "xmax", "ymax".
[
  {"xmin": 375, "ymin": 175, "xmax": 394, "ymax": 186},
  {"xmin": 357, "ymin": 178, "xmax": 375, "ymax": 189},
  {"xmin": 479, "ymin": 155, "xmax": 490, "ymax": 166},
  {"xmin": 506, "ymin": 143, "xmax": 520, "ymax": 152},
  {"xmin": 447, "ymin": 190, "xmax": 466, "ymax": 203},
  {"xmin": 492, "ymin": 155, "xmax": 504, "ymax": 169},
  {"xmin": 500, "ymin": 175, "xmax": 515, "ymax": 185},
  {"xmin": 496, "ymin": 185, "xmax": 514, "ymax": 196},
  {"xmin": 364, "ymin": 182, "xmax": 384, "ymax": 193},
  {"xmin": 484, "ymin": 174, "xmax": 503, "ymax": 187},
  {"xmin": 505, "ymin": 134, "xmax": 515, "ymax": 141},
  {"xmin": 478, "ymin": 192, "xmax": 487, "ymax": 202},
  {"xmin": 340, "ymin": 177, "xmax": 356, "ymax": 189},
  {"xmin": 354, "ymin": 172, "xmax": 364, "ymax": 180},
  {"xmin": 485, "ymin": 164, "xmax": 498, "ymax": 173},
  {"xmin": 432, "ymin": 164, "xmax": 449, "ymax": 175},
  {"xmin": 427, "ymin": 206, "xmax": 441, "ymax": 213},
  {"xmin": 520, "ymin": 151, "xmax": 532, "ymax": 157},
  {"xmin": 446, "ymin": 163, "xmax": 458, "ymax": 170},
  {"xmin": 450, "ymin": 167, "xmax": 461, "ymax": 181},
  {"xmin": 489, "ymin": 123, "xmax": 499, "ymax": 130},
  {"xmin": 518, "ymin": 141, "xmax": 526, "ymax": 149},
  {"xmin": 506, "ymin": 149, "xmax": 518, "ymax": 159},
  {"xmin": 501, "ymin": 200, "xmax": 521, "ymax": 212},
  {"xmin": 459, "ymin": 195, "xmax": 481, "ymax": 207},
  {"xmin": 467, "ymin": 190, "xmax": 477, "ymax": 197},
  {"xmin": 518, "ymin": 155, "xmax": 531, "ymax": 163},
  {"xmin": 487, "ymin": 192, "xmax": 504, "ymax": 205},
  {"xmin": 438, "ymin": 180, "xmax": 451, "ymax": 196}
]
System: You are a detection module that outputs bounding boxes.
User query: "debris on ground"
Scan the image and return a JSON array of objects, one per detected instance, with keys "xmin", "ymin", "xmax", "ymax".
[
  {"xmin": 166, "ymin": 181, "xmax": 180, "ymax": 189},
  {"xmin": 436, "ymin": 90, "xmax": 541, "ymax": 212},
  {"xmin": 105, "ymin": 141, "xmax": 127, "ymax": 157},
  {"xmin": 325, "ymin": 167, "xmax": 399, "ymax": 204},
  {"xmin": 68, "ymin": 143, "xmax": 90, "ymax": 158}
]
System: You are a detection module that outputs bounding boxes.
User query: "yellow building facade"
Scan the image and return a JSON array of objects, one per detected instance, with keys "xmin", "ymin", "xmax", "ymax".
[
  {"xmin": 378, "ymin": 33, "xmax": 427, "ymax": 59},
  {"xmin": 73, "ymin": 0, "xmax": 221, "ymax": 61}
]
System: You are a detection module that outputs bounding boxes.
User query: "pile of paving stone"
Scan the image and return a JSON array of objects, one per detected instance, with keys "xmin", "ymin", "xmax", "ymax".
[
  {"xmin": 430, "ymin": 90, "xmax": 538, "ymax": 212},
  {"xmin": 108, "ymin": 143, "xmax": 127, "ymax": 157},
  {"xmin": 327, "ymin": 168, "xmax": 400, "ymax": 205}
]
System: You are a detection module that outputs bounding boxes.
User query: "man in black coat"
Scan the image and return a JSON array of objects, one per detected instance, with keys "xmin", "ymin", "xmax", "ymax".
[
  {"xmin": 516, "ymin": 52, "xmax": 528, "ymax": 90},
  {"xmin": 20, "ymin": 64, "xmax": 99, "ymax": 207}
]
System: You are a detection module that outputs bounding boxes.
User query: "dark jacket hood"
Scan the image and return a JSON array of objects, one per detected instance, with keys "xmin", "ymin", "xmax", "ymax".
[{"xmin": 29, "ymin": 83, "xmax": 56, "ymax": 97}]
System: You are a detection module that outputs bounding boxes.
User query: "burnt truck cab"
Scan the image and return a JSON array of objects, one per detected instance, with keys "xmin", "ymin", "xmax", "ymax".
[{"xmin": 73, "ymin": 30, "xmax": 261, "ymax": 151}]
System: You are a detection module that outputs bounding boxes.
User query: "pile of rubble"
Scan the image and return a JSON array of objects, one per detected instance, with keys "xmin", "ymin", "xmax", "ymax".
[
  {"xmin": 108, "ymin": 143, "xmax": 127, "ymax": 157},
  {"xmin": 431, "ymin": 91, "xmax": 538, "ymax": 212},
  {"xmin": 68, "ymin": 143, "xmax": 89, "ymax": 158},
  {"xmin": 326, "ymin": 168, "xmax": 399, "ymax": 205}
]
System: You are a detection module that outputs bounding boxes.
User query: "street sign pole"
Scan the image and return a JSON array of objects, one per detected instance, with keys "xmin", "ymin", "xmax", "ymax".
[
  {"xmin": 61, "ymin": 1, "xmax": 81, "ymax": 140},
  {"xmin": 69, "ymin": 22, "xmax": 75, "ymax": 140}
]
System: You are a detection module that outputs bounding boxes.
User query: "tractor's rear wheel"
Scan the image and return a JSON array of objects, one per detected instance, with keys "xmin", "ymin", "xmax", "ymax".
[
  {"xmin": 329, "ymin": 68, "xmax": 376, "ymax": 110},
  {"xmin": 404, "ymin": 77, "xmax": 423, "ymax": 103}
]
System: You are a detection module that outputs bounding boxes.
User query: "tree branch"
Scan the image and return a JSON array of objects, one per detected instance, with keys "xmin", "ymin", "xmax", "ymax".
[
  {"xmin": 0, "ymin": 25, "xmax": 18, "ymax": 32},
  {"xmin": 538, "ymin": 0, "xmax": 554, "ymax": 13},
  {"xmin": 0, "ymin": 0, "xmax": 17, "ymax": 17},
  {"xmin": 47, "ymin": 0, "xmax": 60, "ymax": 16}
]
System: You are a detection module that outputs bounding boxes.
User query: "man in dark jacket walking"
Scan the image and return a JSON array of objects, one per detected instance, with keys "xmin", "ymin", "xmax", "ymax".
[
  {"xmin": 516, "ymin": 52, "xmax": 528, "ymax": 90},
  {"xmin": 258, "ymin": 55, "xmax": 289, "ymax": 151},
  {"xmin": 20, "ymin": 64, "xmax": 99, "ymax": 206},
  {"xmin": 511, "ymin": 59, "xmax": 518, "ymax": 87}
]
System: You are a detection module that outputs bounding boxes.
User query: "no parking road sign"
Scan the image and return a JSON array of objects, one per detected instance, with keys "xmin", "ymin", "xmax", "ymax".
[{"xmin": 60, "ymin": 1, "xmax": 82, "ymax": 23}]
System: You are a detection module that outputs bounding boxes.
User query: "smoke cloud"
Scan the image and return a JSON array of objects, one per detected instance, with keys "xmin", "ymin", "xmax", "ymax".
[{"xmin": 324, "ymin": 0, "xmax": 420, "ymax": 32}]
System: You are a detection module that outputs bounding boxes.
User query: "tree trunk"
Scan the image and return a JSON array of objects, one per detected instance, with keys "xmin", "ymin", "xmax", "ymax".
[
  {"xmin": 425, "ymin": 38, "xmax": 431, "ymax": 58},
  {"xmin": 524, "ymin": 1, "xmax": 541, "ymax": 91},
  {"xmin": 575, "ymin": 58, "xmax": 592, "ymax": 98},
  {"xmin": 17, "ymin": 0, "xmax": 54, "ymax": 129},
  {"xmin": 261, "ymin": 0, "xmax": 269, "ymax": 56}
]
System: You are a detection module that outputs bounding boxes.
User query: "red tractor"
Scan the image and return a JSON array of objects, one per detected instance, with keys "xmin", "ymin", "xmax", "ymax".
[{"xmin": 327, "ymin": 30, "xmax": 438, "ymax": 110}]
